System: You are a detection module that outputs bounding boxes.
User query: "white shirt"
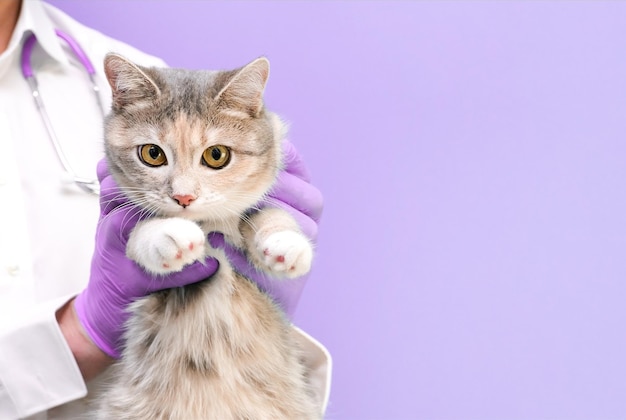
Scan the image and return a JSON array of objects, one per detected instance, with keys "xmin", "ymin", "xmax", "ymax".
[{"xmin": 0, "ymin": 2, "xmax": 330, "ymax": 418}]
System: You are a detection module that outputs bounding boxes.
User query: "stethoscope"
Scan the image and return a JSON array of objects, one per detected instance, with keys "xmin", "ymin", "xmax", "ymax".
[{"xmin": 21, "ymin": 29, "xmax": 103, "ymax": 195}]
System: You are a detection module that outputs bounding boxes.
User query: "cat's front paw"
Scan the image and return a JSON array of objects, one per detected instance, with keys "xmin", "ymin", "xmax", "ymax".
[
  {"xmin": 257, "ymin": 231, "xmax": 313, "ymax": 278},
  {"xmin": 127, "ymin": 218, "xmax": 206, "ymax": 275}
]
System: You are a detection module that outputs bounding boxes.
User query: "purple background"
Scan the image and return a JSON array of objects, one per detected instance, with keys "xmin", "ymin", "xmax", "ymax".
[{"xmin": 48, "ymin": 1, "xmax": 626, "ymax": 419}]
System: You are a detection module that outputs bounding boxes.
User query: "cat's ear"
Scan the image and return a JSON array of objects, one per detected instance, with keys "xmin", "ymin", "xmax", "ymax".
[
  {"xmin": 104, "ymin": 53, "xmax": 161, "ymax": 110},
  {"xmin": 215, "ymin": 57, "xmax": 269, "ymax": 117}
]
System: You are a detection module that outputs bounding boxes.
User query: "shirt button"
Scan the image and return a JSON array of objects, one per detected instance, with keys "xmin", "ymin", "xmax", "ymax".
[{"xmin": 6, "ymin": 265, "xmax": 19, "ymax": 276}]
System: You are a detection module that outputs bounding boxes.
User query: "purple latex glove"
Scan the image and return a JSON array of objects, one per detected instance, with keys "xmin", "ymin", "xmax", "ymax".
[
  {"xmin": 74, "ymin": 159, "xmax": 220, "ymax": 358},
  {"xmin": 209, "ymin": 140, "xmax": 323, "ymax": 318}
]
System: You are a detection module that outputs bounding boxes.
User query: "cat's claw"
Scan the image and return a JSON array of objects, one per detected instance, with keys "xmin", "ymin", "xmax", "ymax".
[{"xmin": 258, "ymin": 231, "xmax": 313, "ymax": 278}]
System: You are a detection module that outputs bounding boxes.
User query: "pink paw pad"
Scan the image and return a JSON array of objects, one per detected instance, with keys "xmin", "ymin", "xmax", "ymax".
[{"xmin": 263, "ymin": 249, "xmax": 285, "ymax": 263}]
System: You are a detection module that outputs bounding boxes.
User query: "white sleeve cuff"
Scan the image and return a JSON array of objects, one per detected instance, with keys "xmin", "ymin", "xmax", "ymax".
[
  {"xmin": 292, "ymin": 325, "xmax": 333, "ymax": 415},
  {"xmin": 0, "ymin": 296, "xmax": 86, "ymax": 418}
]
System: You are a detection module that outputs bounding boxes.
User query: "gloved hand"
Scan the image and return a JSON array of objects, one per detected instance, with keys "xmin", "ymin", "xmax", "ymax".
[
  {"xmin": 209, "ymin": 140, "xmax": 323, "ymax": 318},
  {"xmin": 74, "ymin": 159, "xmax": 220, "ymax": 358}
]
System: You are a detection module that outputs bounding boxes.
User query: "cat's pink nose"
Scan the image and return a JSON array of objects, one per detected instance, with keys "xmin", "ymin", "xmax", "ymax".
[{"xmin": 172, "ymin": 194, "xmax": 196, "ymax": 208}]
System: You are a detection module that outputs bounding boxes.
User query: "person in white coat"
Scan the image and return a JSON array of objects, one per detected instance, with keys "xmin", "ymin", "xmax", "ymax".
[{"xmin": 0, "ymin": 1, "xmax": 331, "ymax": 418}]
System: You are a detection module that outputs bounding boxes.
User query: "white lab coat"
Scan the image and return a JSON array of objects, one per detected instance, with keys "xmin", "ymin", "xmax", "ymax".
[{"xmin": 0, "ymin": 1, "xmax": 331, "ymax": 418}]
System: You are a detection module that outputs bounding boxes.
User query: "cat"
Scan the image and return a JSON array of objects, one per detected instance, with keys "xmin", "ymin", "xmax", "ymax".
[{"xmin": 92, "ymin": 53, "xmax": 321, "ymax": 419}]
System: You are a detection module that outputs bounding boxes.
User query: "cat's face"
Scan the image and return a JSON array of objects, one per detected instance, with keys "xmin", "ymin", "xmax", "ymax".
[{"xmin": 103, "ymin": 54, "xmax": 285, "ymax": 222}]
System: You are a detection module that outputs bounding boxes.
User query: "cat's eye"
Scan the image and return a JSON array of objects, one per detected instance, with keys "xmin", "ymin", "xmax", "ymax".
[
  {"xmin": 202, "ymin": 145, "xmax": 231, "ymax": 169},
  {"xmin": 138, "ymin": 144, "xmax": 167, "ymax": 167}
]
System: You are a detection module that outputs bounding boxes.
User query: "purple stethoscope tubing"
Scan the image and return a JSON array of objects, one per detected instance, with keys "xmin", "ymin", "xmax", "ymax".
[
  {"xmin": 21, "ymin": 29, "xmax": 96, "ymax": 77},
  {"xmin": 20, "ymin": 29, "xmax": 102, "ymax": 194}
]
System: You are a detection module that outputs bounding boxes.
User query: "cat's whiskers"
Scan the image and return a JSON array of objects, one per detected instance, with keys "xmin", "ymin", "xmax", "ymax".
[
  {"xmin": 239, "ymin": 212, "xmax": 260, "ymax": 235},
  {"xmin": 98, "ymin": 186, "xmax": 276, "ymax": 239},
  {"xmin": 97, "ymin": 187, "xmax": 162, "ymax": 237}
]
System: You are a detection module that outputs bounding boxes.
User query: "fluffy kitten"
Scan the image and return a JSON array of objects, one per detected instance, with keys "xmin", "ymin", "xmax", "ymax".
[{"xmin": 93, "ymin": 53, "xmax": 320, "ymax": 419}]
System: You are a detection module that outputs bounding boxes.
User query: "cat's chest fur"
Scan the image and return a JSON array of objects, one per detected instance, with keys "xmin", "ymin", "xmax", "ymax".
[{"xmin": 200, "ymin": 216, "xmax": 245, "ymax": 249}]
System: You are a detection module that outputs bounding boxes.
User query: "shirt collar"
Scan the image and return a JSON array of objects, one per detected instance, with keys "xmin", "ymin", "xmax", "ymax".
[{"xmin": 11, "ymin": 0, "xmax": 69, "ymax": 67}]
